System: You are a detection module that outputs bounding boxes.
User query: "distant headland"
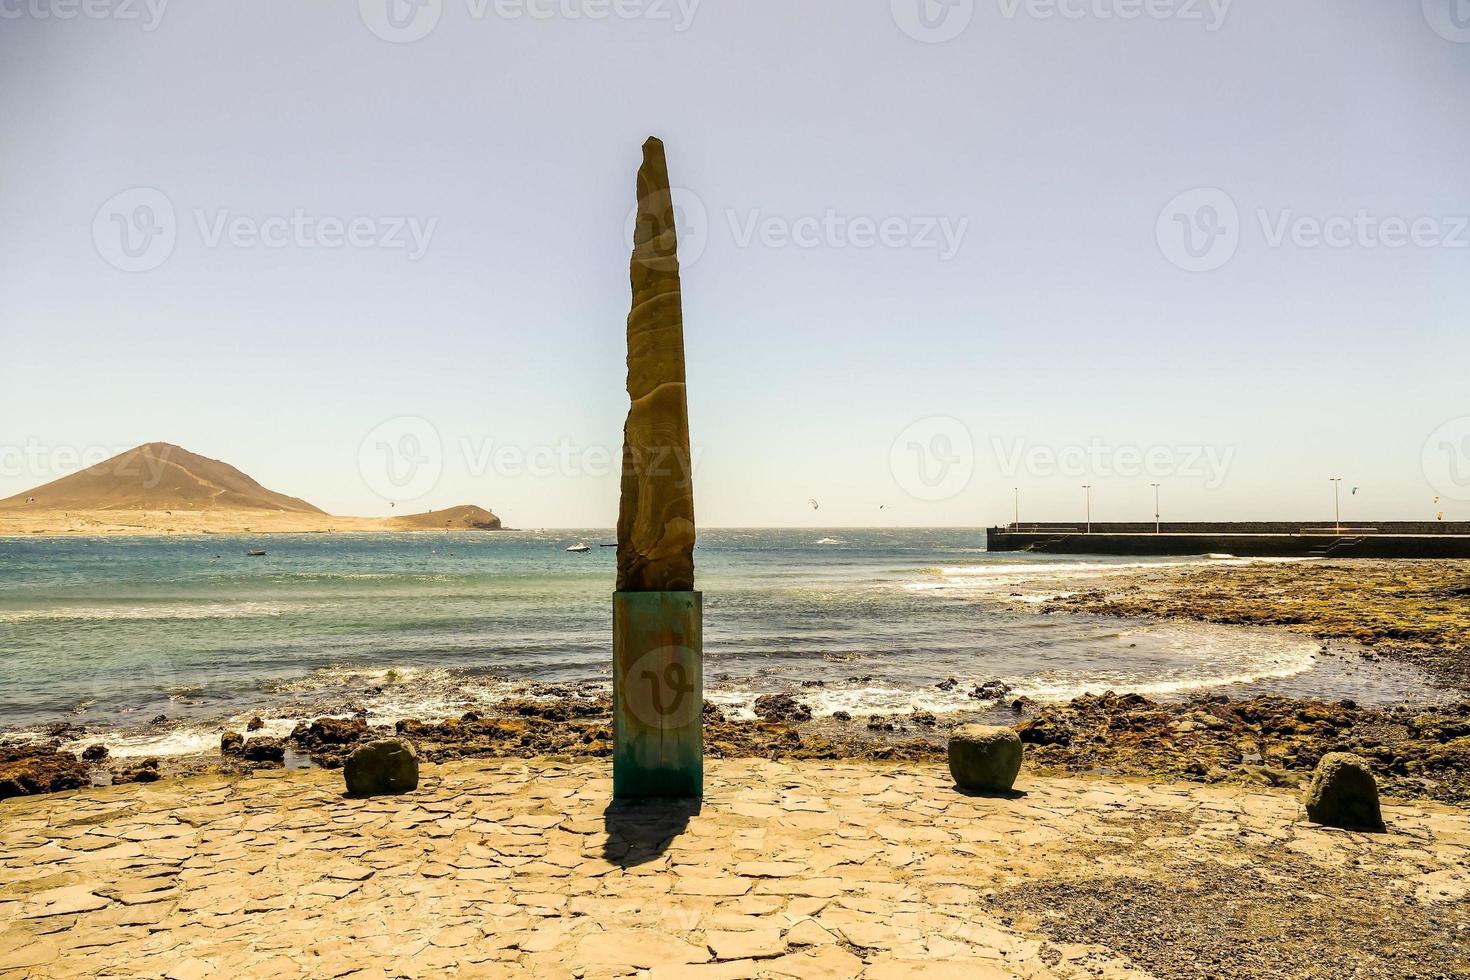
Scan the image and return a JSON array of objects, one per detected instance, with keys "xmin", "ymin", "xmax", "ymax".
[{"xmin": 0, "ymin": 442, "xmax": 503, "ymax": 536}]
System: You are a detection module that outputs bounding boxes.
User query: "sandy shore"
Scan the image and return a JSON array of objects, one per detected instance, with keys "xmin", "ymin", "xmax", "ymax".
[{"xmin": 3, "ymin": 757, "xmax": 1468, "ymax": 980}]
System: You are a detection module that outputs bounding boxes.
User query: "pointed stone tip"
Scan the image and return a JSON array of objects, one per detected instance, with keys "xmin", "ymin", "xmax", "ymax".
[{"xmin": 642, "ymin": 137, "xmax": 667, "ymax": 165}]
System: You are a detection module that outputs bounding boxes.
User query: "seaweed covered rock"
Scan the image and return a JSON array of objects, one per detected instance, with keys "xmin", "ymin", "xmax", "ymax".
[
  {"xmin": 1017, "ymin": 715, "xmax": 1073, "ymax": 747},
  {"xmin": 0, "ymin": 744, "xmax": 90, "ymax": 799},
  {"xmin": 753, "ymin": 694, "xmax": 812, "ymax": 723},
  {"xmin": 948, "ymin": 724, "xmax": 1023, "ymax": 792},
  {"xmin": 112, "ymin": 758, "xmax": 161, "ymax": 785},
  {"xmin": 344, "ymin": 738, "xmax": 419, "ymax": 796},
  {"xmin": 291, "ymin": 716, "xmax": 368, "ymax": 748}
]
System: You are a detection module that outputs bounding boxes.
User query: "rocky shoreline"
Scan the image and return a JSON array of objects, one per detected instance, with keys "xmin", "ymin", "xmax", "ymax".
[
  {"xmin": 7, "ymin": 684, "xmax": 1469, "ymax": 806},
  {"xmin": 6, "ymin": 559, "xmax": 1469, "ymax": 807}
]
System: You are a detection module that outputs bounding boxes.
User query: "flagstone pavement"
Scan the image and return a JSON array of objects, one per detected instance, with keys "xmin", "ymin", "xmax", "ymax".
[{"xmin": 2, "ymin": 758, "xmax": 1467, "ymax": 979}]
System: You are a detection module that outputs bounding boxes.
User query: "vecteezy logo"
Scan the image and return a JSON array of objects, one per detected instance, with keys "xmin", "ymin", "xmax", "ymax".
[
  {"xmin": 358, "ymin": 416, "xmax": 443, "ymax": 503},
  {"xmin": 891, "ymin": 0, "xmax": 974, "ymax": 42},
  {"xmin": 359, "ymin": 0, "xmax": 442, "ymax": 43},
  {"xmin": 889, "ymin": 416, "xmax": 974, "ymax": 501},
  {"xmin": 1156, "ymin": 187, "xmax": 1240, "ymax": 272},
  {"xmin": 625, "ymin": 187, "xmax": 709, "ymax": 272},
  {"xmin": 1423, "ymin": 416, "xmax": 1470, "ymax": 501},
  {"xmin": 1423, "ymin": 0, "xmax": 1470, "ymax": 42},
  {"xmin": 93, "ymin": 188, "xmax": 177, "ymax": 273},
  {"xmin": 622, "ymin": 647, "xmax": 702, "ymax": 729}
]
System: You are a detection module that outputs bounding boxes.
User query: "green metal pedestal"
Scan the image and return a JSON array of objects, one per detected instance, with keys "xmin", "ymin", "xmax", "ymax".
[{"xmin": 612, "ymin": 591, "xmax": 703, "ymax": 799}]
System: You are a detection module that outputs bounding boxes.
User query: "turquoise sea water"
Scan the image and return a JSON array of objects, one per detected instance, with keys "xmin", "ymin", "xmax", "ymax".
[{"xmin": 0, "ymin": 529, "xmax": 1436, "ymax": 755}]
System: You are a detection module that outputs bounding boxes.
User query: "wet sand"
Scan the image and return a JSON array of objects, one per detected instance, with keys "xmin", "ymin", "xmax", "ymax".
[{"xmin": 3, "ymin": 757, "xmax": 1468, "ymax": 980}]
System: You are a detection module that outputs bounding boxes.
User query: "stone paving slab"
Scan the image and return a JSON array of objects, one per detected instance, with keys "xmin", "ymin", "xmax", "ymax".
[{"xmin": 1, "ymin": 758, "xmax": 1466, "ymax": 979}]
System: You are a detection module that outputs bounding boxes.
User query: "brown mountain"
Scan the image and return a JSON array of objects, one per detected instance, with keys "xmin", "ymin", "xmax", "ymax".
[
  {"xmin": 0, "ymin": 443, "xmax": 503, "ymax": 535},
  {"xmin": 0, "ymin": 443, "xmax": 325, "ymax": 514}
]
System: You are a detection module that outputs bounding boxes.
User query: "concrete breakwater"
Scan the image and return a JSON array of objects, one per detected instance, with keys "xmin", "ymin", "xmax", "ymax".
[
  {"xmin": 986, "ymin": 524, "xmax": 1470, "ymax": 558},
  {"xmin": 1004, "ymin": 521, "xmax": 1470, "ymax": 536}
]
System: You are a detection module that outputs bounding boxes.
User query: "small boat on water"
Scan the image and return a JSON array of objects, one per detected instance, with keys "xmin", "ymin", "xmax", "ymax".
[
  {"xmin": 245, "ymin": 549, "xmax": 266, "ymax": 557},
  {"xmin": 566, "ymin": 543, "xmax": 590, "ymax": 554}
]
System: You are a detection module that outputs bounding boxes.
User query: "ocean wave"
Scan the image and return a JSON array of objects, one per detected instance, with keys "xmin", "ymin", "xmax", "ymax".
[
  {"xmin": 266, "ymin": 572, "xmax": 453, "ymax": 582},
  {"xmin": 263, "ymin": 664, "xmax": 456, "ymax": 695},
  {"xmin": 708, "ymin": 625, "xmax": 1322, "ymax": 720},
  {"xmin": 0, "ymin": 602, "xmax": 297, "ymax": 624},
  {"xmin": 1015, "ymin": 656, "xmax": 1317, "ymax": 703}
]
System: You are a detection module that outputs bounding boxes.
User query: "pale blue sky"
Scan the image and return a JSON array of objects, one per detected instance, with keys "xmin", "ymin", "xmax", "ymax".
[{"xmin": 2, "ymin": 0, "xmax": 1468, "ymax": 528}]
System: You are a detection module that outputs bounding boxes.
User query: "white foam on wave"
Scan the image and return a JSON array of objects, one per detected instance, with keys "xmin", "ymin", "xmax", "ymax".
[
  {"xmin": 265, "ymin": 664, "xmax": 453, "ymax": 695},
  {"xmin": 710, "ymin": 619, "xmax": 1323, "ymax": 720},
  {"xmin": 268, "ymin": 665, "xmax": 571, "ymax": 729},
  {"xmin": 1015, "ymin": 654, "xmax": 1317, "ymax": 703},
  {"xmin": 270, "ymin": 572, "xmax": 452, "ymax": 582},
  {"xmin": 60, "ymin": 728, "xmax": 229, "ymax": 759},
  {"xmin": 0, "ymin": 602, "xmax": 298, "ymax": 624},
  {"xmin": 904, "ymin": 556, "xmax": 1322, "ymax": 604},
  {"xmin": 42, "ymin": 675, "xmax": 539, "ymax": 759}
]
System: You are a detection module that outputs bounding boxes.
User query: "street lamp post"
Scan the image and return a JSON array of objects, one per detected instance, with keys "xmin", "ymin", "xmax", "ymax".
[
  {"xmin": 1152, "ymin": 483, "xmax": 1161, "ymax": 534},
  {"xmin": 1083, "ymin": 485, "xmax": 1092, "ymax": 534},
  {"xmin": 1330, "ymin": 477, "xmax": 1342, "ymax": 533},
  {"xmin": 1013, "ymin": 488, "xmax": 1019, "ymax": 531}
]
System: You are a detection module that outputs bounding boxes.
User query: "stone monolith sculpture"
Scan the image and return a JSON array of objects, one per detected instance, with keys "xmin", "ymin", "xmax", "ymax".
[
  {"xmin": 612, "ymin": 137, "xmax": 702, "ymax": 799},
  {"xmin": 617, "ymin": 137, "xmax": 696, "ymax": 592}
]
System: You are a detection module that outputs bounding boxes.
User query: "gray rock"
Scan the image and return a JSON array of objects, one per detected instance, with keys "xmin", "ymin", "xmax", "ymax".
[
  {"xmin": 948, "ymin": 724, "xmax": 1023, "ymax": 793},
  {"xmin": 344, "ymin": 738, "xmax": 419, "ymax": 797},
  {"xmin": 112, "ymin": 758, "xmax": 160, "ymax": 784},
  {"xmin": 970, "ymin": 680, "xmax": 1013, "ymax": 701},
  {"xmin": 753, "ymin": 694, "xmax": 812, "ymax": 723},
  {"xmin": 1303, "ymin": 752, "xmax": 1384, "ymax": 831}
]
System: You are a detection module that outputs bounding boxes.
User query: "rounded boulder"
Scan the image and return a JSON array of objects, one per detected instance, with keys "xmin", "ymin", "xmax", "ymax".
[
  {"xmin": 1303, "ymin": 752, "xmax": 1384, "ymax": 831},
  {"xmin": 948, "ymin": 724, "xmax": 1023, "ymax": 793},
  {"xmin": 344, "ymin": 738, "xmax": 419, "ymax": 797}
]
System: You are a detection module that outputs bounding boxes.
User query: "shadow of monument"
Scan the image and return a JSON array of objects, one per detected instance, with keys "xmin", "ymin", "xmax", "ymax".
[
  {"xmin": 601, "ymin": 797, "xmax": 702, "ymax": 868},
  {"xmin": 952, "ymin": 786, "xmax": 1028, "ymax": 801}
]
